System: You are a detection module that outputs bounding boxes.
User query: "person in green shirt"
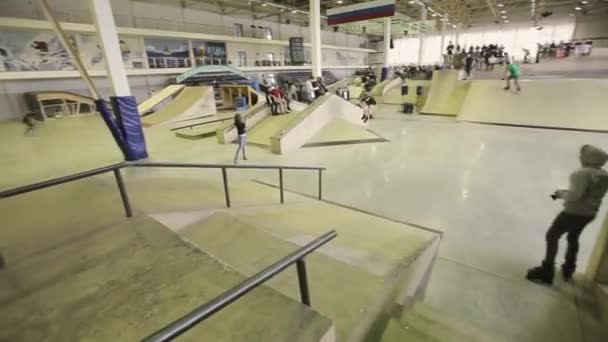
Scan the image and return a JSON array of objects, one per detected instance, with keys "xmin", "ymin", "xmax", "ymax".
[{"xmin": 504, "ymin": 57, "xmax": 521, "ymax": 91}]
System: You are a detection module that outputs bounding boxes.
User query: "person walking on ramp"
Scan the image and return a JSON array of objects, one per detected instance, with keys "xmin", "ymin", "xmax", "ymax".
[
  {"xmin": 504, "ymin": 57, "xmax": 521, "ymax": 92},
  {"xmin": 527, "ymin": 145, "xmax": 608, "ymax": 285},
  {"xmin": 233, "ymin": 113, "xmax": 247, "ymax": 164}
]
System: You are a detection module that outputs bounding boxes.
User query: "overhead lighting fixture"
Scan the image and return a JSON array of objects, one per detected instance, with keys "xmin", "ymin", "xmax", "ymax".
[
  {"xmin": 575, "ymin": 6, "xmax": 582, "ymax": 10},
  {"xmin": 497, "ymin": 3, "xmax": 504, "ymax": 7},
  {"xmin": 500, "ymin": 10, "xmax": 506, "ymax": 14},
  {"xmin": 504, "ymin": 20, "xmax": 509, "ymax": 23},
  {"xmin": 432, "ymin": 13, "xmax": 438, "ymax": 17},
  {"xmin": 261, "ymin": 2, "xmax": 267, "ymax": 6},
  {"xmin": 291, "ymin": 9, "xmax": 297, "ymax": 13},
  {"xmin": 581, "ymin": 0, "xmax": 588, "ymax": 3},
  {"xmin": 336, "ymin": 0, "xmax": 344, "ymax": 4},
  {"xmin": 501, "ymin": 15, "xmax": 508, "ymax": 19},
  {"xmin": 408, "ymin": 0, "xmax": 416, "ymax": 3}
]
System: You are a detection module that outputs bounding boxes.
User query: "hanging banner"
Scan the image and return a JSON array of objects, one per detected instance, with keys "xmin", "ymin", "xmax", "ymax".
[
  {"xmin": 327, "ymin": 0, "xmax": 396, "ymax": 26},
  {"xmin": 289, "ymin": 37, "xmax": 305, "ymax": 65}
]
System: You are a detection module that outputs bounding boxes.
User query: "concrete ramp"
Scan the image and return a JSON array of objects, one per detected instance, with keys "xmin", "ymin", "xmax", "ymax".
[
  {"xmin": 137, "ymin": 84, "xmax": 185, "ymax": 115},
  {"xmin": 420, "ymin": 70, "xmax": 469, "ymax": 116},
  {"xmin": 270, "ymin": 95, "xmax": 364, "ymax": 154},
  {"xmin": 142, "ymin": 86, "xmax": 216, "ymax": 126},
  {"xmin": 458, "ymin": 79, "xmax": 608, "ymax": 132},
  {"xmin": 303, "ymin": 119, "xmax": 388, "ymax": 147}
]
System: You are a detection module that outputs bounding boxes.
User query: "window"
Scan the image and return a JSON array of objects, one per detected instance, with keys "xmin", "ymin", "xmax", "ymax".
[
  {"xmin": 237, "ymin": 51, "xmax": 247, "ymax": 67},
  {"xmin": 264, "ymin": 27, "xmax": 273, "ymax": 40},
  {"xmin": 234, "ymin": 23, "xmax": 243, "ymax": 37}
]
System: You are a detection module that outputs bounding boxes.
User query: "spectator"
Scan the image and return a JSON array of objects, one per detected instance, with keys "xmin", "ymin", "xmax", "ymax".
[
  {"xmin": 289, "ymin": 82, "xmax": 298, "ymax": 101},
  {"xmin": 304, "ymin": 79, "xmax": 317, "ymax": 103}
]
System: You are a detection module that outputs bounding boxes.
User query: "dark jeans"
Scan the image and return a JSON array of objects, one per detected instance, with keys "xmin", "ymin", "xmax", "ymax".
[
  {"xmin": 269, "ymin": 100, "xmax": 278, "ymax": 115},
  {"xmin": 544, "ymin": 211, "xmax": 595, "ymax": 266}
]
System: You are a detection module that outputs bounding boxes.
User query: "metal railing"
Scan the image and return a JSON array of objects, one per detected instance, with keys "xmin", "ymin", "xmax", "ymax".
[
  {"xmin": 141, "ymin": 229, "xmax": 337, "ymax": 342},
  {"xmin": 0, "ymin": 161, "xmax": 326, "ymax": 216}
]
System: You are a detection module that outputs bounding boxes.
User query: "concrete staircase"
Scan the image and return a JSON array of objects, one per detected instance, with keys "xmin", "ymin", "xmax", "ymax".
[
  {"xmin": 0, "ymin": 215, "xmax": 333, "ymax": 342},
  {"xmin": 0, "ymin": 172, "xmax": 441, "ymax": 341}
]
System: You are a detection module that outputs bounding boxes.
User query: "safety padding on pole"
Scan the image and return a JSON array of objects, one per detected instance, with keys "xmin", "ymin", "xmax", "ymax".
[
  {"xmin": 95, "ymin": 99, "xmax": 128, "ymax": 159},
  {"xmin": 381, "ymin": 67, "xmax": 389, "ymax": 81},
  {"xmin": 111, "ymin": 96, "xmax": 148, "ymax": 161}
]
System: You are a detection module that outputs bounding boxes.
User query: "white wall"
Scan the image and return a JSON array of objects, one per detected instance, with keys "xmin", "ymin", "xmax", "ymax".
[
  {"xmin": 0, "ymin": 0, "xmax": 367, "ymax": 48},
  {"xmin": 390, "ymin": 19, "xmax": 576, "ymax": 65},
  {"xmin": 574, "ymin": 18, "xmax": 608, "ymax": 47}
]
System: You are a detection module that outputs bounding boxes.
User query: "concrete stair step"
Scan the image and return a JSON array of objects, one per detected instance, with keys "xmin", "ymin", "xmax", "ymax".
[
  {"xmin": 179, "ymin": 209, "xmax": 438, "ymax": 341},
  {"xmin": 0, "ymin": 215, "xmax": 333, "ymax": 342},
  {"xmin": 380, "ymin": 318, "xmax": 439, "ymax": 342},
  {"xmin": 401, "ymin": 302, "xmax": 510, "ymax": 342}
]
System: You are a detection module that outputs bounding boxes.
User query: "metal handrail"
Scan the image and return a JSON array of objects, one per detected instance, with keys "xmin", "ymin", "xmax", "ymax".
[
  {"xmin": 169, "ymin": 117, "xmax": 233, "ymax": 131},
  {"xmin": 141, "ymin": 229, "xmax": 338, "ymax": 342},
  {"xmin": 0, "ymin": 161, "xmax": 325, "ymax": 215}
]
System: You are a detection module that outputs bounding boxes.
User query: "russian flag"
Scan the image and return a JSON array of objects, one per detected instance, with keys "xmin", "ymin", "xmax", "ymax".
[{"xmin": 327, "ymin": 0, "xmax": 396, "ymax": 26}]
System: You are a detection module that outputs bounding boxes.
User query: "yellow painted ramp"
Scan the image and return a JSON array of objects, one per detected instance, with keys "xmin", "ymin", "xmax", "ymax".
[
  {"xmin": 458, "ymin": 79, "xmax": 608, "ymax": 131},
  {"xmin": 248, "ymin": 113, "xmax": 298, "ymax": 147},
  {"xmin": 420, "ymin": 70, "xmax": 469, "ymax": 116},
  {"xmin": 137, "ymin": 84, "xmax": 185, "ymax": 114},
  {"xmin": 142, "ymin": 86, "xmax": 213, "ymax": 126}
]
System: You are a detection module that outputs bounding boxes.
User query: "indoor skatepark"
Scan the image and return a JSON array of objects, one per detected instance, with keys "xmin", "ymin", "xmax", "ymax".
[{"xmin": 2, "ymin": 0, "xmax": 608, "ymax": 341}]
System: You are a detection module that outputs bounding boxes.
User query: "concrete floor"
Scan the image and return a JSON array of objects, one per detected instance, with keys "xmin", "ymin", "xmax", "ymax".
[{"xmin": 1, "ymin": 98, "xmax": 607, "ymax": 340}]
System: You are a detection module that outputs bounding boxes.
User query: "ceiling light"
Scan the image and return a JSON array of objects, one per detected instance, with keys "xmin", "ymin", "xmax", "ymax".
[
  {"xmin": 575, "ymin": 6, "xmax": 582, "ymax": 10},
  {"xmin": 408, "ymin": 0, "xmax": 416, "ymax": 4},
  {"xmin": 500, "ymin": 10, "xmax": 506, "ymax": 14},
  {"xmin": 501, "ymin": 15, "xmax": 508, "ymax": 19},
  {"xmin": 432, "ymin": 13, "xmax": 438, "ymax": 17},
  {"xmin": 504, "ymin": 20, "xmax": 509, "ymax": 23},
  {"xmin": 497, "ymin": 3, "xmax": 504, "ymax": 7},
  {"xmin": 336, "ymin": 0, "xmax": 344, "ymax": 4},
  {"xmin": 261, "ymin": 2, "xmax": 267, "ymax": 6},
  {"xmin": 291, "ymin": 9, "xmax": 297, "ymax": 13},
  {"xmin": 581, "ymin": 0, "xmax": 588, "ymax": 3}
]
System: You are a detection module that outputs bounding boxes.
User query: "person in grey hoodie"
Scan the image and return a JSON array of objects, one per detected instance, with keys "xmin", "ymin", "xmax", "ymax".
[{"xmin": 527, "ymin": 145, "xmax": 608, "ymax": 285}]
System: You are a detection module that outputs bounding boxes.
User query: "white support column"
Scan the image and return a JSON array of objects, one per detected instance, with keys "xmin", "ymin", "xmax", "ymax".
[
  {"xmin": 309, "ymin": 0, "xmax": 322, "ymax": 78},
  {"xmin": 89, "ymin": 0, "xmax": 131, "ymax": 96},
  {"xmin": 439, "ymin": 19, "xmax": 446, "ymax": 64},
  {"xmin": 418, "ymin": 2, "xmax": 428, "ymax": 65},
  {"xmin": 187, "ymin": 40, "xmax": 195, "ymax": 67},
  {"xmin": 383, "ymin": 17, "xmax": 391, "ymax": 68}
]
